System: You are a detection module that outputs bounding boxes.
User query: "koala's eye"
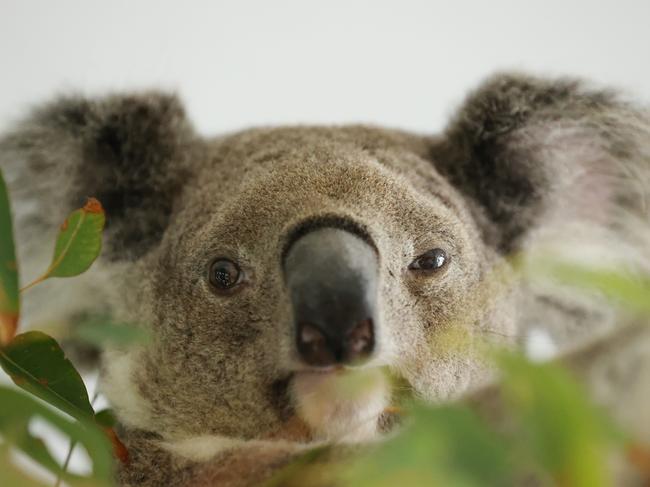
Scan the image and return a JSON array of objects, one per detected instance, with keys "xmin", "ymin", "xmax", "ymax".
[
  {"xmin": 208, "ymin": 258, "xmax": 242, "ymax": 290},
  {"xmin": 409, "ymin": 248, "xmax": 448, "ymax": 272}
]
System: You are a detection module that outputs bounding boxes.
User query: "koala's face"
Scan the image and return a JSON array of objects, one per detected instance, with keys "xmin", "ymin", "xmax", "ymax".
[
  {"xmin": 102, "ymin": 126, "xmax": 513, "ymax": 443},
  {"xmin": 8, "ymin": 76, "xmax": 588, "ymax": 446}
]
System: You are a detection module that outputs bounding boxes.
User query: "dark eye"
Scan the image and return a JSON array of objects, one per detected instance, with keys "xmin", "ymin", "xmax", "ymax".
[
  {"xmin": 208, "ymin": 258, "xmax": 242, "ymax": 290},
  {"xmin": 409, "ymin": 248, "xmax": 448, "ymax": 272}
]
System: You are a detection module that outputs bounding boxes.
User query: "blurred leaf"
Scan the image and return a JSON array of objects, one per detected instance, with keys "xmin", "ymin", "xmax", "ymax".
[
  {"xmin": 385, "ymin": 368, "xmax": 416, "ymax": 410},
  {"xmin": 523, "ymin": 257, "xmax": 650, "ymax": 315},
  {"xmin": 498, "ymin": 352, "xmax": 622, "ymax": 487},
  {"xmin": 0, "ymin": 331, "xmax": 94, "ymax": 422},
  {"xmin": 0, "ymin": 385, "xmax": 113, "ymax": 485},
  {"xmin": 8, "ymin": 423, "xmax": 66, "ymax": 478},
  {"xmin": 73, "ymin": 318, "xmax": 150, "ymax": 347},
  {"xmin": 627, "ymin": 442, "xmax": 650, "ymax": 483},
  {"xmin": 0, "ymin": 418, "xmax": 86, "ymax": 485},
  {"xmin": 22, "ymin": 198, "xmax": 105, "ymax": 291},
  {"xmin": 342, "ymin": 404, "xmax": 511, "ymax": 487},
  {"xmin": 0, "ymin": 446, "xmax": 52, "ymax": 487},
  {"xmin": 95, "ymin": 409, "xmax": 117, "ymax": 429},
  {"xmin": 262, "ymin": 446, "xmax": 334, "ymax": 487},
  {"xmin": 0, "ymin": 168, "xmax": 19, "ymax": 344},
  {"xmin": 104, "ymin": 426, "xmax": 130, "ymax": 465}
]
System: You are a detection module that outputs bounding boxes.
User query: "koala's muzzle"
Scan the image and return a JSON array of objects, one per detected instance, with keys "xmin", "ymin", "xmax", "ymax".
[{"xmin": 283, "ymin": 227, "xmax": 378, "ymax": 367}]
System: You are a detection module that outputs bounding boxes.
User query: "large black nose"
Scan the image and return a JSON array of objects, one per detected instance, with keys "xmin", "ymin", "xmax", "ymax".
[{"xmin": 283, "ymin": 226, "xmax": 378, "ymax": 367}]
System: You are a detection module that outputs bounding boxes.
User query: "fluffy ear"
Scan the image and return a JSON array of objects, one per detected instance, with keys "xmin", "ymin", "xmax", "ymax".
[
  {"xmin": 430, "ymin": 72, "xmax": 648, "ymax": 253},
  {"xmin": 1, "ymin": 92, "xmax": 196, "ymax": 260}
]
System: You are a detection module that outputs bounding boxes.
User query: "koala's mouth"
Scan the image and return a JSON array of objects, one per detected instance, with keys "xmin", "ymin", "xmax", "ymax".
[{"xmin": 288, "ymin": 367, "xmax": 391, "ymax": 443}]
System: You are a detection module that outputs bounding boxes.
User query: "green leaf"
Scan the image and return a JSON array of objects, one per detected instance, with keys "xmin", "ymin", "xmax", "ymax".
[
  {"xmin": 73, "ymin": 317, "xmax": 150, "ymax": 347},
  {"xmin": 0, "ymin": 385, "xmax": 112, "ymax": 485},
  {"xmin": 49, "ymin": 198, "xmax": 105, "ymax": 278},
  {"xmin": 342, "ymin": 404, "xmax": 511, "ymax": 487},
  {"xmin": 94, "ymin": 409, "xmax": 117, "ymax": 429},
  {"xmin": 262, "ymin": 446, "xmax": 333, "ymax": 487},
  {"xmin": 6, "ymin": 422, "xmax": 63, "ymax": 476},
  {"xmin": 498, "ymin": 352, "xmax": 622, "ymax": 487},
  {"xmin": 522, "ymin": 256, "xmax": 650, "ymax": 315},
  {"xmin": 0, "ymin": 331, "xmax": 94, "ymax": 422},
  {"xmin": 22, "ymin": 198, "xmax": 105, "ymax": 291},
  {"xmin": 0, "ymin": 446, "xmax": 52, "ymax": 487},
  {"xmin": 0, "ymin": 168, "xmax": 19, "ymax": 344},
  {"xmin": 1, "ymin": 419, "xmax": 84, "ymax": 484}
]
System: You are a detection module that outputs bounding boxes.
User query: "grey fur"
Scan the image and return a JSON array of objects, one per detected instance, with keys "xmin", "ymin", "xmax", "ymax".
[{"xmin": 1, "ymin": 72, "xmax": 648, "ymax": 486}]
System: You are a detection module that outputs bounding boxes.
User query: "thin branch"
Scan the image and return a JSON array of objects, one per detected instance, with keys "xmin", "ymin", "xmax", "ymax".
[{"xmin": 54, "ymin": 386, "xmax": 101, "ymax": 487}]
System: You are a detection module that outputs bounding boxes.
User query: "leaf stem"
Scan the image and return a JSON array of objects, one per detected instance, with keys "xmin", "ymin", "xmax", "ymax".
[
  {"xmin": 54, "ymin": 387, "xmax": 100, "ymax": 487},
  {"xmin": 55, "ymin": 439, "xmax": 76, "ymax": 487},
  {"xmin": 19, "ymin": 275, "xmax": 47, "ymax": 293}
]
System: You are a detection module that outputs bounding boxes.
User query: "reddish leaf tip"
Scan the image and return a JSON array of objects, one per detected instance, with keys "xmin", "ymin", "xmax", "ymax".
[
  {"xmin": 627, "ymin": 442, "xmax": 650, "ymax": 479},
  {"xmin": 83, "ymin": 197, "xmax": 104, "ymax": 214},
  {"xmin": 105, "ymin": 427, "xmax": 130, "ymax": 464}
]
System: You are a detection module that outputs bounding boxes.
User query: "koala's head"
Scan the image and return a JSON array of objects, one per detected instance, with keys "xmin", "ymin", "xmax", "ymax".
[
  {"xmin": 6, "ymin": 74, "xmax": 621, "ymax": 447},
  {"xmin": 89, "ymin": 120, "xmax": 508, "ymax": 444}
]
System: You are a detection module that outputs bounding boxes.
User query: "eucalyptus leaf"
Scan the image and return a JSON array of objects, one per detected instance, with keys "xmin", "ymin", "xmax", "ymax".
[
  {"xmin": 0, "ymin": 385, "xmax": 113, "ymax": 485},
  {"xmin": 523, "ymin": 256, "xmax": 650, "ymax": 315},
  {"xmin": 498, "ymin": 352, "xmax": 622, "ymax": 487},
  {"xmin": 49, "ymin": 198, "xmax": 105, "ymax": 278},
  {"xmin": 0, "ymin": 331, "xmax": 94, "ymax": 422},
  {"xmin": 74, "ymin": 318, "xmax": 150, "ymax": 347},
  {"xmin": 22, "ymin": 198, "xmax": 105, "ymax": 291},
  {"xmin": 0, "ymin": 418, "xmax": 85, "ymax": 484},
  {"xmin": 342, "ymin": 404, "xmax": 510, "ymax": 487},
  {"xmin": 0, "ymin": 447, "xmax": 52, "ymax": 487},
  {"xmin": 0, "ymin": 168, "xmax": 19, "ymax": 344},
  {"xmin": 94, "ymin": 409, "xmax": 117, "ymax": 429}
]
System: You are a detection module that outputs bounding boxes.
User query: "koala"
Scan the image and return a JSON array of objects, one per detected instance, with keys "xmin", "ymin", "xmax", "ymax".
[{"xmin": 1, "ymin": 73, "xmax": 649, "ymax": 486}]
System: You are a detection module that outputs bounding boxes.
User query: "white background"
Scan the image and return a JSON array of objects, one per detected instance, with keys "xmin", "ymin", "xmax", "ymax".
[
  {"xmin": 1, "ymin": 0, "xmax": 649, "ymax": 137},
  {"xmin": 0, "ymin": 0, "xmax": 649, "ymax": 482}
]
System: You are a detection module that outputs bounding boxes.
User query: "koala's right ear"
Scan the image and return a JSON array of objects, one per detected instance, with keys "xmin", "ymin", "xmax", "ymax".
[{"xmin": 0, "ymin": 92, "xmax": 197, "ymax": 260}]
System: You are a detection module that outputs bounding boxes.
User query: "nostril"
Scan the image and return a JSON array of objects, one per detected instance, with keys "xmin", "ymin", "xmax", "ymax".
[
  {"xmin": 295, "ymin": 318, "xmax": 375, "ymax": 367},
  {"xmin": 345, "ymin": 318, "xmax": 374, "ymax": 361},
  {"xmin": 300, "ymin": 322, "xmax": 326, "ymax": 347},
  {"xmin": 296, "ymin": 322, "xmax": 336, "ymax": 367}
]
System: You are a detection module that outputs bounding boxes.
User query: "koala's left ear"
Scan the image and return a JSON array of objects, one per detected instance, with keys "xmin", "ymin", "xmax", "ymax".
[
  {"xmin": 1, "ymin": 92, "xmax": 197, "ymax": 260},
  {"xmin": 430, "ymin": 73, "xmax": 647, "ymax": 253}
]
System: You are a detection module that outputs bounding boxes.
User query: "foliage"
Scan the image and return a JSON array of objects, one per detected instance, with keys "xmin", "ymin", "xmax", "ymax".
[
  {"xmin": 0, "ymin": 169, "xmax": 19, "ymax": 344},
  {"xmin": 522, "ymin": 254, "xmax": 650, "ymax": 315},
  {"xmin": 0, "ymin": 386, "xmax": 112, "ymax": 486},
  {"xmin": 20, "ymin": 198, "xmax": 105, "ymax": 292},
  {"xmin": 498, "ymin": 353, "xmax": 622, "ymax": 487},
  {"xmin": 0, "ymin": 167, "xmax": 132, "ymax": 486},
  {"xmin": 342, "ymin": 404, "xmax": 511, "ymax": 487},
  {"xmin": 71, "ymin": 316, "xmax": 150, "ymax": 348}
]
